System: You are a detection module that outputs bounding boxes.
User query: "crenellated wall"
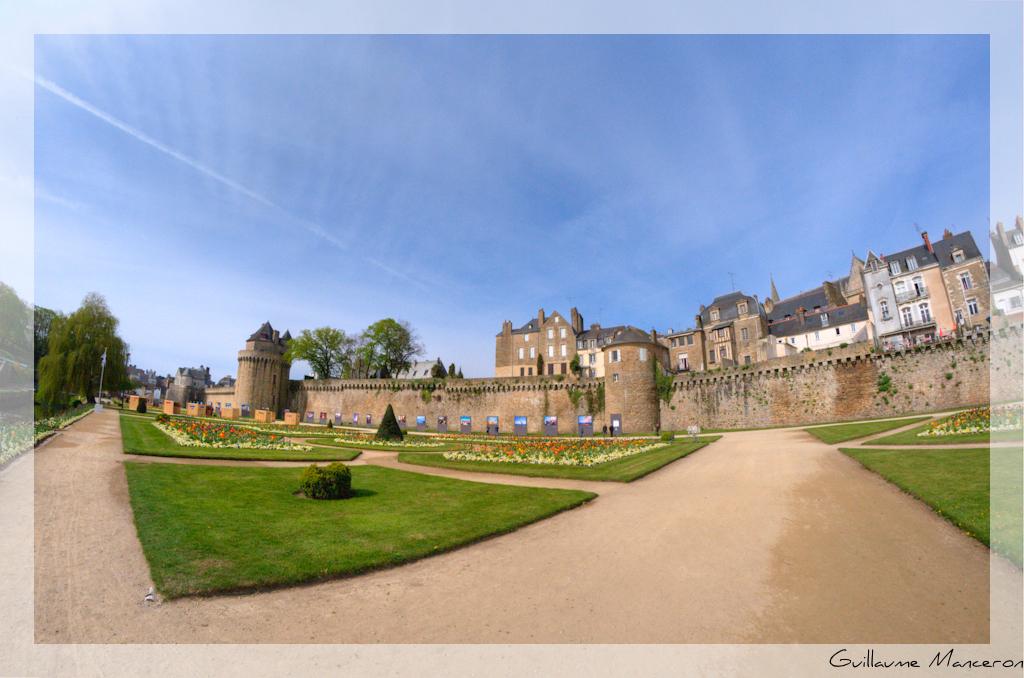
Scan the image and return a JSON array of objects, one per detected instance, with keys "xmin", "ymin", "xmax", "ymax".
[
  {"xmin": 659, "ymin": 327, "xmax": 1015, "ymax": 430},
  {"xmin": 204, "ymin": 326, "xmax": 1017, "ymax": 433},
  {"xmin": 290, "ymin": 376, "xmax": 605, "ymax": 434}
]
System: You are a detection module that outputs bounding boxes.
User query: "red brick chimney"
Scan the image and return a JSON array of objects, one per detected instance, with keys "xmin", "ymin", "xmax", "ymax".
[
  {"xmin": 943, "ymin": 228, "xmax": 954, "ymax": 240},
  {"xmin": 921, "ymin": 231, "xmax": 933, "ymax": 253},
  {"xmin": 796, "ymin": 306, "xmax": 806, "ymax": 325}
]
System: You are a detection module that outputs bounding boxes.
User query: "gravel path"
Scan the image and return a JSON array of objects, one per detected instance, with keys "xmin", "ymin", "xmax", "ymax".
[{"xmin": 29, "ymin": 409, "xmax": 1021, "ymax": 643}]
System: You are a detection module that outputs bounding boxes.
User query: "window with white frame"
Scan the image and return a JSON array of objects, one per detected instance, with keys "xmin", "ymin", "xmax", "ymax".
[
  {"xmin": 906, "ymin": 257, "xmax": 918, "ymax": 271},
  {"xmin": 529, "ymin": 346, "xmax": 536, "ymax": 358},
  {"xmin": 851, "ymin": 322, "xmax": 857, "ymax": 332},
  {"xmin": 547, "ymin": 328, "xmax": 554, "ymax": 339},
  {"xmin": 912, "ymin": 276, "xmax": 924, "ymax": 295},
  {"xmin": 679, "ymin": 355, "xmax": 689, "ymax": 370},
  {"xmin": 609, "ymin": 349, "xmax": 620, "ymax": 363},
  {"xmin": 955, "ymin": 309, "xmax": 964, "ymax": 325},
  {"xmin": 547, "ymin": 345, "xmax": 554, "ymax": 358},
  {"xmin": 879, "ymin": 300, "xmax": 890, "ymax": 319},
  {"xmin": 588, "ymin": 353, "xmax": 595, "ymax": 365},
  {"xmin": 740, "ymin": 327, "xmax": 749, "ymax": 341},
  {"xmin": 919, "ymin": 302, "xmax": 931, "ymax": 322},
  {"xmin": 1014, "ymin": 232, "xmax": 1023, "ymax": 246},
  {"xmin": 889, "ymin": 260, "xmax": 902, "ymax": 275},
  {"xmin": 814, "ymin": 331, "xmax": 820, "ymax": 341},
  {"xmin": 517, "ymin": 347, "xmax": 524, "ymax": 360},
  {"xmin": 901, "ymin": 306, "xmax": 913, "ymax": 325},
  {"xmin": 737, "ymin": 301, "xmax": 747, "ymax": 315},
  {"xmin": 710, "ymin": 308, "xmax": 720, "ymax": 321},
  {"xmin": 967, "ymin": 298, "xmax": 979, "ymax": 315},
  {"xmin": 894, "ymin": 280, "xmax": 906, "ymax": 294},
  {"xmin": 612, "ymin": 373, "xmax": 619, "ymax": 383},
  {"xmin": 820, "ymin": 313, "xmax": 829, "ymax": 326},
  {"xmin": 524, "ymin": 334, "xmax": 530, "ymax": 342},
  {"xmin": 639, "ymin": 347, "xmax": 648, "ymax": 362},
  {"xmin": 560, "ymin": 344, "xmax": 567, "ymax": 357},
  {"xmin": 959, "ymin": 272, "xmax": 972, "ymax": 290},
  {"xmin": 559, "ymin": 327, "xmax": 566, "ymax": 339},
  {"xmin": 952, "ymin": 249, "xmax": 965, "ymax": 263}
]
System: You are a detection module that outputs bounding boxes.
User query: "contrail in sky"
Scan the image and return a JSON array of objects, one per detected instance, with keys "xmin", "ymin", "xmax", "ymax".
[{"xmin": 32, "ymin": 73, "xmax": 435, "ymax": 291}]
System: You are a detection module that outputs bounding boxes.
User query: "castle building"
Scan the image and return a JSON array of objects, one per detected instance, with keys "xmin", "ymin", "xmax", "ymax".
[
  {"xmin": 601, "ymin": 327, "xmax": 668, "ymax": 434},
  {"xmin": 664, "ymin": 326, "xmax": 705, "ymax": 372},
  {"xmin": 863, "ymin": 230, "xmax": 989, "ymax": 350},
  {"xmin": 699, "ymin": 291, "xmax": 767, "ymax": 368},
  {"xmin": 206, "ymin": 321, "xmax": 291, "ymax": 416},
  {"xmin": 494, "ymin": 307, "xmax": 584, "ymax": 377},
  {"xmin": 574, "ymin": 324, "xmax": 626, "ymax": 378}
]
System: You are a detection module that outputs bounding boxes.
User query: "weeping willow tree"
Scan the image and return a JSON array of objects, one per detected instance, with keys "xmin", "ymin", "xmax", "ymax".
[{"xmin": 37, "ymin": 293, "xmax": 130, "ymax": 409}]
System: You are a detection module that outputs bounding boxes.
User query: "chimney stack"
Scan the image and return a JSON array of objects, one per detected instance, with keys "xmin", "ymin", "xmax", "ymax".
[
  {"xmin": 942, "ymin": 228, "xmax": 954, "ymax": 240},
  {"xmin": 921, "ymin": 231, "xmax": 933, "ymax": 253},
  {"xmin": 537, "ymin": 308, "xmax": 545, "ymax": 326},
  {"xmin": 796, "ymin": 307, "xmax": 806, "ymax": 325}
]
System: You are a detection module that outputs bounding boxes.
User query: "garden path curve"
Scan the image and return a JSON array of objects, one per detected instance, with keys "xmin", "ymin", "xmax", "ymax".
[{"xmin": 30, "ymin": 408, "xmax": 1022, "ymax": 643}]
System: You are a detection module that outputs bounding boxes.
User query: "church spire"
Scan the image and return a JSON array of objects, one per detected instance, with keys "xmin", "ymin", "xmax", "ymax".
[{"xmin": 769, "ymin": 274, "xmax": 780, "ymax": 302}]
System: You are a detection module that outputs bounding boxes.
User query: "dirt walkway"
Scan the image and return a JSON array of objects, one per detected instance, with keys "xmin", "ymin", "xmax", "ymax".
[{"xmin": 32, "ymin": 409, "xmax": 1020, "ymax": 643}]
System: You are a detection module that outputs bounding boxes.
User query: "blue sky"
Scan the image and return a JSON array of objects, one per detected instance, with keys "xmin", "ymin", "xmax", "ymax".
[{"xmin": 34, "ymin": 35, "xmax": 989, "ymax": 379}]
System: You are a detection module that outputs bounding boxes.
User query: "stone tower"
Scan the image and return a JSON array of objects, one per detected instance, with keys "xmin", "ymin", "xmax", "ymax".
[
  {"xmin": 234, "ymin": 321, "xmax": 292, "ymax": 416},
  {"xmin": 602, "ymin": 327, "xmax": 665, "ymax": 434}
]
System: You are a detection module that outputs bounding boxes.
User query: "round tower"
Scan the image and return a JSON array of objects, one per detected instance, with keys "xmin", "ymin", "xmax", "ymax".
[
  {"xmin": 602, "ymin": 327, "xmax": 663, "ymax": 434},
  {"xmin": 234, "ymin": 322, "xmax": 292, "ymax": 416}
]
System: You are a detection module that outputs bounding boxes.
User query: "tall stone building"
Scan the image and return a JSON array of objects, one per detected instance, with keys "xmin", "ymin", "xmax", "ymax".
[
  {"xmin": 494, "ymin": 307, "xmax": 584, "ymax": 377},
  {"xmin": 231, "ymin": 321, "xmax": 292, "ymax": 416},
  {"xmin": 699, "ymin": 291, "xmax": 767, "ymax": 368},
  {"xmin": 602, "ymin": 327, "xmax": 668, "ymax": 434}
]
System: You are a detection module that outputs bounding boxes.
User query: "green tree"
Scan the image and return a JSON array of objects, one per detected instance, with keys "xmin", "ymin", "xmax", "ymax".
[
  {"xmin": 361, "ymin": 318, "xmax": 423, "ymax": 378},
  {"xmin": 536, "ymin": 354, "xmax": 544, "ymax": 375},
  {"xmin": 569, "ymin": 353, "xmax": 581, "ymax": 377},
  {"xmin": 430, "ymin": 359, "xmax": 447, "ymax": 379},
  {"xmin": 457, "ymin": 367, "xmax": 464, "ymax": 379},
  {"xmin": 37, "ymin": 293, "xmax": 130, "ymax": 408},
  {"xmin": 448, "ymin": 362, "xmax": 456, "ymax": 378},
  {"xmin": 0, "ymin": 282, "xmax": 31, "ymax": 365},
  {"xmin": 284, "ymin": 327, "xmax": 355, "ymax": 379},
  {"xmin": 375, "ymin": 403, "xmax": 404, "ymax": 441},
  {"xmin": 34, "ymin": 306, "xmax": 61, "ymax": 374}
]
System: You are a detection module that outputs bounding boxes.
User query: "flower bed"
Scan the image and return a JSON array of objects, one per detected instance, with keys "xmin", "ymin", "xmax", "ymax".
[
  {"xmin": 443, "ymin": 438, "xmax": 668, "ymax": 467},
  {"xmin": 1, "ymin": 421, "xmax": 33, "ymax": 466},
  {"xmin": 34, "ymin": 404, "xmax": 94, "ymax": 444},
  {"xmin": 154, "ymin": 417, "xmax": 312, "ymax": 451},
  {"xmin": 330, "ymin": 432, "xmax": 447, "ymax": 448},
  {"xmin": 917, "ymin": 404, "xmax": 1023, "ymax": 437}
]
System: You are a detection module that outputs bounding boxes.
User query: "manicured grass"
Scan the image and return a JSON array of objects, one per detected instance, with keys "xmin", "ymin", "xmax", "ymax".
[
  {"xmin": 124, "ymin": 462, "xmax": 595, "ymax": 597},
  {"xmin": 302, "ymin": 437, "xmax": 463, "ymax": 452},
  {"xmin": 865, "ymin": 422, "xmax": 1022, "ymax": 446},
  {"xmin": 840, "ymin": 446, "xmax": 1022, "ymax": 566},
  {"xmin": 803, "ymin": 416, "xmax": 930, "ymax": 444},
  {"xmin": 398, "ymin": 437, "xmax": 719, "ymax": 482},
  {"xmin": 119, "ymin": 414, "xmax": 361, "ymax": 462}
]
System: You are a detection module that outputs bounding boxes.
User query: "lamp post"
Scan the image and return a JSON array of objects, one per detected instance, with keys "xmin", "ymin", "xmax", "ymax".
[{"xmin": 95, "ymin": 348, "xmax": 107, "ymax": 411}]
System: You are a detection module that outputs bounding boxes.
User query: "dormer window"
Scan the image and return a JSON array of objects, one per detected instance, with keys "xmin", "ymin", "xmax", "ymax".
[
  {"xmin": 710, "ymin": 308, "xmax": 720, "ymax": 322},
  {"xmin": 952, "ymin": 249, "xmax": 965, "ymax": 263},
  {"xmin": 906, "ymin": 257, "xmax": 918, "ymax": 271},
  {"xmin": 889, "ymin": 261, "xmax": 902, "ymax": 275},
  {"xmin": 820, "ymin": 313, "xmax": 829, "ymax": 327},
  {"xmin": 737, "ymin": 301, "xmax": 748, "ymax": 315},
  {"xmin": 1014, "ymin": 233, "xmax": 1023, "ymax": 246}
]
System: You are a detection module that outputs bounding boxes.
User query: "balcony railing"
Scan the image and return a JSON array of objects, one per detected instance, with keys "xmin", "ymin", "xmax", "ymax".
[{"xmin": 895, "ymin": 287, "xmax": 929, "ymax": 304}]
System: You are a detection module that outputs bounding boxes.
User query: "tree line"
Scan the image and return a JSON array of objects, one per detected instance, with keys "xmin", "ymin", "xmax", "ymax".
[{"xmin": 285, "ymin": 319, "xmax": 461, "ymax": 380}]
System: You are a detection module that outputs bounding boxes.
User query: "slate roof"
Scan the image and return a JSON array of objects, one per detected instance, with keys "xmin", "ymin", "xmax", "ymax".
[
  {"xmin": 766, "ymin": 286, "xmax": 830, "ymax": 323},
  {"xmin": 877, "ymin": 231, "xmax": 983, "ymax": 275},
  {"xmin": 604, "ymin": 326, "xmax": 657, "ymax": 347},
  {"xmin": 768, "ymin": 302, "xmax": 869, "ymax": 338},
  {"xmin": 699, "ymin": 291, "xmax": 761, "ymax": 325},
  {"xmin": 576, "ymin": 324, "xmax": 626, "ymax": 344},
  {"xmin": 247, "ymin": 321, "xmax": 290, "ymax": 346}
]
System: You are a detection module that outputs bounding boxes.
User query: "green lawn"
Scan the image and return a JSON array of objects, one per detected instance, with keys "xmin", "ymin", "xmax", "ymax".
[
  {"xmin": 840, "ymin": 446, "xmax": 1022, "ymax": 566},
  {"xmin": 302, "ymin": 437, "xmax": 463, "ymax": 452},
  {"xmin": 398, "ymin": 437, "xmax": 719, "ymax": 482},
  {"xmin": 804, "ymin": 416, "xmax": 931, "ymax": 444},
  {"xmin": 119, "ymin": 414, "xmax": 361, "ymax": 462},
  {"xmin": 865, "ymin": 421, "xmax": 1022, "ymax": 446},
  {"xmin": 124, "ymin": 462, "xmax": 595, "ymax": 597}
]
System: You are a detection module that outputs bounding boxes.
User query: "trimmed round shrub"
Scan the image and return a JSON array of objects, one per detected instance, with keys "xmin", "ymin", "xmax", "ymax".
[
  {"xmin": 375, "ymin": 404, "xmax": 404, "ymax": 441},
  {"xmin": 660, "ymin": 431, "xmax": 675, "ymax": 442},
  {"xmin": 136, "ymin": 399, "xmax": 147, "ymax": 414},
  {"xmin": 300, "ymin": 462, "xmax": 352, "ymax": 500}
]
